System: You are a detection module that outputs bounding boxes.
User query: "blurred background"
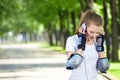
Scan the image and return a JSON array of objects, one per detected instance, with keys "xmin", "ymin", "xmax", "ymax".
[{"xmin": 0, "ymin": 0, "xmax": 120, "ymax": 80}]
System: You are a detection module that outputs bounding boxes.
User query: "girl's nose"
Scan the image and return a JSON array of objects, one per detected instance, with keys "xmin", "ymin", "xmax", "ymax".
[{"xmin": 93, "ymin": 35, "xmax": 96, "ymax": 39}]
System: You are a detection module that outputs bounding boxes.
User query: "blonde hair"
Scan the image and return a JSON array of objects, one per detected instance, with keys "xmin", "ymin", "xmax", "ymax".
[{"xmin": 75, "ymin": 10, "xmax": 103, "ymax": 34}]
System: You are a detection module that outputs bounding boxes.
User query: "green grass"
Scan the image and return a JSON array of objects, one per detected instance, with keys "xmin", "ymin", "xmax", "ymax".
[
  {"xmin": 108, "ymin": 62, "xmax": 120, "ymax": 79},
  {"xmin": 107, "ymin": 49, "xmax": 120, "ymax": 79},
  {"xmin": 49, "ymin": 46, "xmax": 65, "ymax": 53},
  {"xmin": 39, "ymin": 42, "xmax": 49, "ymax": 48},
  {"xmin": 40, "ymin": 42, "xmax": 65, "ymax": 53}
]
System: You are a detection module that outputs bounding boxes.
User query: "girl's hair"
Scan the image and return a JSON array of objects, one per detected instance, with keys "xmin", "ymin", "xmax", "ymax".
[{"xmin": 75, "ymin": 10, "xmax": 103, "ymax": 34}]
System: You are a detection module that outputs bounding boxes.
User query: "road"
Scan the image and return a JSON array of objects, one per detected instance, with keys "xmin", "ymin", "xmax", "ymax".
[{"xmin": 0, "ymin": 44, "xmax": 110, "ymax": 80}]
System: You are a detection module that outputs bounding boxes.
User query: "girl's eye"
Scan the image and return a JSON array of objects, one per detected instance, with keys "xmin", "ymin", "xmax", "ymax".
[
  {"xmin": 90, "ymin": 31, "xmax": 94, "ymax": 33},
  {"xmin": 96, "ymin": 32, "xmax": 99, "ymax": 34},
  {"xmin": 90, "ymin": 31, "xmax": 99, "ymax": 34}
]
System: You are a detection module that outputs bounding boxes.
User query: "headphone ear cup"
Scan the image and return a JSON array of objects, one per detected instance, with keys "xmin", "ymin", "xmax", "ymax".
[{"xmin": 81, "ymin": 23, "xmax": 87, "ymax": 32}]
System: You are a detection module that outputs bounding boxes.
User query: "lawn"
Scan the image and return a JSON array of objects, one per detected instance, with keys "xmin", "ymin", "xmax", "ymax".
[
  {"xmin": 108, "ymin": 62, "xmax": 120, "ymax": 79},
  {"xmin": 107, "ymin": 49, "xmax": 120, "ymax": 79}
]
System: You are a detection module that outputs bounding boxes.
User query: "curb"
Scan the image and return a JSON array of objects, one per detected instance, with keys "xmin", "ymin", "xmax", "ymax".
[{"xmin": 99, "ymin": 73, "xmax": 117, "ymax": 80}]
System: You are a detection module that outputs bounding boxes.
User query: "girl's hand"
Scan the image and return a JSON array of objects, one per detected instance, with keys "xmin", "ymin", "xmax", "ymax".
[{"xmin": 100, "ymin": 28, "xmax": 105, "ymax": 35}]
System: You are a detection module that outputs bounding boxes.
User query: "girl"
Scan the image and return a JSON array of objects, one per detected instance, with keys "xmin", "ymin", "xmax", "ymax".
[{"xmin": 65, "ymin": 10, "xmax": 109, "ymax": 80}]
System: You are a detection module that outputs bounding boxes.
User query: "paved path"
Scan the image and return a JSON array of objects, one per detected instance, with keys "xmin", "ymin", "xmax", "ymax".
[{"xmin": 0, "ymin": 44, "xmax": 110, "ymax": 80}]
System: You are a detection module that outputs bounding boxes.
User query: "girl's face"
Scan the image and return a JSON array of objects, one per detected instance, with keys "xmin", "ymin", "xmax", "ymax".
[{"xmin": 86, "ymin": 23, "xmax": 101, "ymax": 41}]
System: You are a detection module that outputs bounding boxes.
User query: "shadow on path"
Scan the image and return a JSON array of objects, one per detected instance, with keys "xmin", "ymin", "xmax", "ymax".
[{"xmin": 0, "ymin": 62, "xmax": 65, "ymax": 72}]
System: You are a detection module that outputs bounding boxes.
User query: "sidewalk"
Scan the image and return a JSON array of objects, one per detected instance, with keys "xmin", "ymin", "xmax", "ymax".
[
  {"xmin": 0, "ymin": 58, "xmax": 109, "ymax": 80},
  {"xmin": 0, "ymin": 44, "xmax": 113, "ymax": 80}
]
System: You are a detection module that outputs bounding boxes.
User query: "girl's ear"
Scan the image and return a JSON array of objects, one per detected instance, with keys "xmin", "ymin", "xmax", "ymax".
[
  {"xmin": 78, "ymin": 27, "xmax": 82, "ymax": 32},
  {"xmin": 78, "ymin": 23, "xmax": 83, "ymax": 32}
]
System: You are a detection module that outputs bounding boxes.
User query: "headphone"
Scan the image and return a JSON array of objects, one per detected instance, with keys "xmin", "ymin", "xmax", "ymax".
[{"xmin": 81, "ymin": 23, "xmax": 87, "ymax": 32}]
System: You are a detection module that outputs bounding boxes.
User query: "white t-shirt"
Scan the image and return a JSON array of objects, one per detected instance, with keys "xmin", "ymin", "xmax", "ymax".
[{"xmin": 66, "ymin": 35, "xmax": 98, "ymax": 80}]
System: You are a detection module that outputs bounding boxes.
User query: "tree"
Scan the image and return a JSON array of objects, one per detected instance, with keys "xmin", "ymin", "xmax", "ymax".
[
  {"xmin": 110, "ymin": 0, "xmax": 119, "ymax": 62},
  {"xmin": 103, "ymin": 0, "xmax": 111, "ymax": 59}
]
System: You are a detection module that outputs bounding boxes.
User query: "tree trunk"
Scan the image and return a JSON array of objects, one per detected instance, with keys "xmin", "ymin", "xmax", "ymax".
[
  {"xmin": 47, "ymin": 24, "xmax": 53, "ymax": 46},
  {"xmin": 78, "ymin": 0, "xmax": 93, "ymax": 18},
  {"xmin": 79, "ymin": 0, "xmax": 91, "ymax": 11},
  {"xmin": 110, "ymin": 0, "xmax": 119, "ymax": 62},
  {"xmin": 117, "ymin": 0, "xmax": 120, "ymax": 49},
  {"xmin": 71, "ymin": 11, "xmax": 76, "ymax": 34},
  {"xmin": 22, "ymin": 31, "xmax": 28, "ymax": 43},
  {"xmin": 48, "ymin": 33, "xmax": 53, "ymax": 46},
  {"xmin": 0, "ymin": 32, "xmax": 3, "ymax": 44},
  {"xmin": 58, "ymin": 11, "xmax": 65, "ymax": 48},
  {"xmin": 86, "ymin": 0, "xmax": 94, "ymax": 10},
  {"xmin": 43, "ymin": 29, "xmax": 49, "ymax": 44},
  {"xmin": 54, "ymin": 26, "xmax": 58, "ymax": 46},
  {"xmin": 103, "ymin": 1, "xmax": 111, "ymax": 59},
  {"xmin": 29, "ymin": 32, "xmax": 33, "ymax": 42}
]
